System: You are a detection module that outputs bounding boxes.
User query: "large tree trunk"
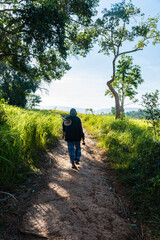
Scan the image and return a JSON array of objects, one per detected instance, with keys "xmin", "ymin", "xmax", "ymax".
[
  {"xmin": 121, "ymin": 95, "xmax": 125, "ymax": 119},
  {"xmin": 107, "ymin": 81, "xmax": 120, "ymax": 119},
  {"xmin": 121, "ymin": 81, "xmax": 125, "ymax": 119},
  {"xmin": 107, "ymin": 56, "xmax": 121, "ymax": 119}
]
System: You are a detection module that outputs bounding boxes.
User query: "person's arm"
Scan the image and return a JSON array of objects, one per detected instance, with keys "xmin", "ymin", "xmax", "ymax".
[
  {"xmin": 82, "ymin": 134, "xmax": 85, "ymax": 145},
  {"xmin": 79, "ymin": 119, "xmax": 85, "ymax": 144},
  {"xmin": 62, "ymin": 131, "xmax": 65, "ymax": 139},
  {"xmin": 82, "ymin": 130, "xmax": 85, "ymax": 144},
  {"xmin": 62, "ymin": 122, "xmax": 65, "ymax": 139}
]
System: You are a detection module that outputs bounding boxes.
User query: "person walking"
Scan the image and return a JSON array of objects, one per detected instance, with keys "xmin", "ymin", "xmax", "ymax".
[{"xmin": 63, "ymin": 108, "xmax": 85, "ymax": 169}]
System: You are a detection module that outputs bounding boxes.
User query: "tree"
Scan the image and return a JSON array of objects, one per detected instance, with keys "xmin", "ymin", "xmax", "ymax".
[
  {"xmin": 95, "ymin": 0, "xmax": 159, "ymax": 119},
  {"xmin": 0, "ymin": 62, "xmax": 40, "ymax": 107},
  {"xmin": 0, "ymin": 0, "xmax": 98, "ymax": 81},
  {"xmin": 125, "ymin": 110, "xmax": 146, "ymax": 119},
  {"xmin": 110, "ymin": 107, "xmax": 116, "ymax": 116},
  {"xmin": 26, "ymin": 94, "xmax": 41, "ymax": 109},
  {"xmin": 140, "ymin": 90, "xmax": 160, "ymax": 138},
  {"xmin": 105, "ymin": 55, "xmax": 143, "ymax": 118},
  {"xmin": 85, "ymin": 108, "xmax": 94, "ymax": 114}
]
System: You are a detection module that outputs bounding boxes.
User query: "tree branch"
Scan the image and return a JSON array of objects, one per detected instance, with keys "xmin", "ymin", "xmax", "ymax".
[
  {"xmin": 69, "ymin": 16, "xmax": 93, "ymax": 28},
  {"xmin": 0, "ymin": 51, "xmax": 34, "ymax": 59},
  {"xmin": 0, "ymin": 1, "xmax": 12, "ymax": 3},
  {"xmin": 119, "ymin": 48, "xmax": 142, "ymax": 56},
  {"xmin": 4, "ymin": 22, "xmax": 25, "ymax": 34},
  {"xmin": 0, "ymin": 0, "xmax": 23, "ymax": 4},
  {"xmin": 0, "ymin": 22, "xmax": 25, "ymax": 45},
  {"xmin": 0, "ymin": 8, "xmax": 13, "ymax": 12}
]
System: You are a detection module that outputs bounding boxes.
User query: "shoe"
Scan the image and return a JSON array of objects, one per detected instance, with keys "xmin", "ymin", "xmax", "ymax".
[
  {"xmin": 72, "ymin": 164, "xmax": 77, "ymax": 169},
  {"xmin": 75, "ymin": 159, "xmax": 80, "ymax": 165}
]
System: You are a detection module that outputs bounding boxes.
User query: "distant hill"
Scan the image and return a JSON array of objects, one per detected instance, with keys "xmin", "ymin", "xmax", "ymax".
[
  {"xmin": 38, "ymin": 105, "xmax": 86, "ymax": 113},
  {"xmin": 95, "ymin": 108, "xmax": 139, "ymax": 114},
  {"xmin": 38, "ymin": 106, "xmax": 140, "ymax": 114}
]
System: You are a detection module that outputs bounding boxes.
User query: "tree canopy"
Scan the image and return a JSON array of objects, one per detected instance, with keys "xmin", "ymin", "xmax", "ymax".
[
  {"xmin": 105, "ymin": 55, "xmax": 143, "ymax": 118},
  {"xmin": 141, "ymin": 90, "xmax": 160, "ymax": 138},
  {"xmin": 0, "ymin": 62, "xmax": 40, "ymax": 107},
  {"xmin": 0, "ymin": 0, "xmax": 99, "ymax": 81},
  {"xmin": 95, "ymin": 0, "xmax": 160, "ymax": 119}
]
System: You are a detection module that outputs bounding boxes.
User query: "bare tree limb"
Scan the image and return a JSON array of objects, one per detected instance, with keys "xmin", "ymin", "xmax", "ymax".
[{"xmin": 118, "ymin": 48, "xmax": 142, "ymax": 56}]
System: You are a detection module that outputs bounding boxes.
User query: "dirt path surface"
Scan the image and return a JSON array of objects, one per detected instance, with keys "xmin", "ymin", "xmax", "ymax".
[{"xmin": 13, "ymin": 131, "xmax": 141, "ymax": 240}]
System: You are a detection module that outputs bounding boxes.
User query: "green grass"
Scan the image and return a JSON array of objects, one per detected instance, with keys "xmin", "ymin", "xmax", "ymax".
[
  {"xmin": 0, "ymin": 103, "xmax": 62, "ymax": 189},
  {"xmin": 81, "ymin": 114, "xmax": 160, "ymax": 237},
  {"xmin": 1, "ymin": 104, "xmax": 160, "ymax": 236}
]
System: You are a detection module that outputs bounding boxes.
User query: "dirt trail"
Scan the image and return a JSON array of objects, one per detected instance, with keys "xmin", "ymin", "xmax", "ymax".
[{"xmin": 14, "ymin": 131, "xmax": 141, "ymax": 240}]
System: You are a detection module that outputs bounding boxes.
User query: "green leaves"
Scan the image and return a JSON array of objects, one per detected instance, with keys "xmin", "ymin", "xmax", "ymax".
[
  {"xmin": 94, "ymin": 0, "xmax": 158, "ymax": 119},
  {"xmin": 0, "ymin": 0, "xmax": 98, "ymax": 80},
  {"xmin": 0, "ymin": 62, "xmax": 40, "ymax": 108},
  {"xmin": 96, "ymin": 0, "xmax": 160, "ymax": 57},
  {"xmin": 0, "ymin": 155, "xmax": 14, "ymax": 166},
  {"xmin": 141, "ymin": 90, "xmax": 160, "ymax": 138},
  {"xmin": 106, "ymin": 55, "xmax": 143, "ymax": 117}
]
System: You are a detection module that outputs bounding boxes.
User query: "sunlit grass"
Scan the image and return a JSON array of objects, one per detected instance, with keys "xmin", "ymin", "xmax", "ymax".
[
  {"xmin": 1, "ymin": 104, "xmax": 159, "ymax": 236},
  {"xmin": 81, "ymin": 113, "xmax": 160, "ymax": 236},
  {"xmin": 0, "ymin": 103, "xmax": 62, "ymax": 189}
]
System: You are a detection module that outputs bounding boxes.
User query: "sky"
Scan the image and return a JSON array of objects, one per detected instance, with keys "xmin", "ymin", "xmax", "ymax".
[{"xmin": 38, "ymin": 0, "xmax": 160, "ymax": 111}]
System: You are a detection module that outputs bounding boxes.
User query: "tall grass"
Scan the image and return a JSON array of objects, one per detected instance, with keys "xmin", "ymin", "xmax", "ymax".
[
  {"xmin": 0, "ymin": 103, "xmax": 62, "ymax": 189},
  {"xmin": 81, "ymin": 114, "xmax": 160, "ymax": 235}
]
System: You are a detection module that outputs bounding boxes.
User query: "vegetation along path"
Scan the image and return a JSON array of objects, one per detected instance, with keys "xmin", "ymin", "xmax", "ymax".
[{"xmin": 10, "ymin": 131, "xmax": 143, "ymax": 240}]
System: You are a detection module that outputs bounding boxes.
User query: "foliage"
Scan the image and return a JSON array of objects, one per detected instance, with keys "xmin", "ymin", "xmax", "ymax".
[
  {"xmin": 0, "ymin": 102, "xmax": 62, "ymax": 189},
  {"xmin": 0, "ymin": 0, "xmax": 98, "ymax": 81},
  {"xmin": 26, "ymin": 94, "xmax": 41, "ymax": 109},
  {"xmin": 140, "ymin": 90, "xmax": 160, "ymax": 138},
  {"xmin": 125, "ymin": 110, "xmax": 146, "ymax": 119},
  {"xmin": 81, "ymin": 113, "xmax": 160, "ymax": 235},
  {"xmin": 105, "ymin": 55, "xmax": 143, "ymax": 118},
  {"xmin": 110, "ymin": 107, "xmax": 116, "ymax": 116},
  {"xmin": 85, "ymin": 108, "xmax": 95, "ymax": 114},
  {"xmin": 95, "ymin": 0, "xmax": 159, "ymax": 119},
  {"xmin": 0, "ymin": 62, "xmax": 41, "ymax": 107}
]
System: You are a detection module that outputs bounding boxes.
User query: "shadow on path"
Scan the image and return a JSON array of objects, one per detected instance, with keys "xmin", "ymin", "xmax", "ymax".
[{"xmin": 11, "ymin": 132, "xmax": 142, "ymax": 240}]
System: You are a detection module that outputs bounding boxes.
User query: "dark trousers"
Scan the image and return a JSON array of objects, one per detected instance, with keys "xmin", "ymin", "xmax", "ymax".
[{"xmin": 67, "ymin": 141, "xmax": 81, "ymax": 165}]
